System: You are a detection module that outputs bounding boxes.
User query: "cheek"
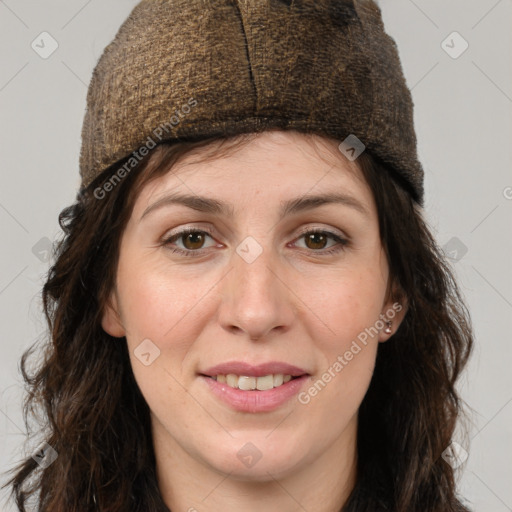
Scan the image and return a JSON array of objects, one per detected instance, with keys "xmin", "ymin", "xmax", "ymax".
[
  {"xmin": 295, "ymin": 266, "xmax": 386, "ymax": 408},
  {"xmin": 115, "ymin": 260, "xmax": 208, "ymax": 421},
  {"xmin": 114, "ymin": 257, "xmax": 219, "ymax": 414},
  {"xmin": 116, "ymin": 256, "xmax": 209, "ymax": 347},
  {"xmin": 298, "ymin": 275, "xmax": 382, "ymax": 427},
  {"xmin": 301, "ymin": 268, "xmax": 386, "ymax": 353}
]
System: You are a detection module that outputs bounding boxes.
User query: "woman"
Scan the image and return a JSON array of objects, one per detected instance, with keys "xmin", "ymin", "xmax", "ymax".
[{"xmin": 3, "ymin": 1, "xmax": 474, "ymax": 511}]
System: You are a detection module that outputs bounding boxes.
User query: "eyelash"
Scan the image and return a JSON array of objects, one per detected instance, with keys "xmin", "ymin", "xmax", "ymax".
[{"xmin": 161, "ymin": 226, "xmax": 349, "ymax": 258}]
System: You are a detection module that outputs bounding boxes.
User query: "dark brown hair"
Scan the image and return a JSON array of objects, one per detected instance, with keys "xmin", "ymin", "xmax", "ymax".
[{"xmin": 2, "ymin": 132, "xmax": 474, "ymax": 512}]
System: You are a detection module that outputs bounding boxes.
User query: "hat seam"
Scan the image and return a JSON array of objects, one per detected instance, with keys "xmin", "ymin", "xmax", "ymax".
[{"xmin": 233, "ymin": 0, "xmax": 258, "ymax": 115}]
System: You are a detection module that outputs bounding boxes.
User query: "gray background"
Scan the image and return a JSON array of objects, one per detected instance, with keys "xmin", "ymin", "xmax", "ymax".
[{"xmin": 1, "ymin": 1, "xmax": 511, "ymax": 510}]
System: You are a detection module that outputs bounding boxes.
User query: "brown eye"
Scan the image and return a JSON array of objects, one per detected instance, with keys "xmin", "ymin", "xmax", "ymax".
[
  {"xmin": 163, "ymin": 229, "xmax": 216, "ymax": 256},
  {"xmin": 304, "ymin": 232, "xmax": 329, "ymax": 250},
  {"xmin": 181, "ymin": 231, "xmax": 207, "ymax": 250},
  {"xmin": 294, "ymin": 229, "xmax": 348, "ymax": 254}
]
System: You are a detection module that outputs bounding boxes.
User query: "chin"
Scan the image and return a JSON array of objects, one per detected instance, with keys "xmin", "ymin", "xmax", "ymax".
[{"xmin": 206, "ymin": 445, "xmax": 303, "ymax": 482}]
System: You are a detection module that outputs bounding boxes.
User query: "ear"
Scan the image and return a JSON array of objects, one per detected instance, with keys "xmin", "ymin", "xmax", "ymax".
[
  {"xmin": 101, "ymin": 291, "xmax": 126, "ymax": 338},
  {"xmin": 378, "ymin": 289, "xmax": 408, "ymax": 343}
]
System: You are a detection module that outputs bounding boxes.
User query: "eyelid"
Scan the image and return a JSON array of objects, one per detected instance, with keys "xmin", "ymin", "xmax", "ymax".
[
  {"xmin": 294, "ymin": 224, "xmax": 347, "ymax": 239},
  {"xmin": 162, "ymin": 223, "xmax": 347, "ymax": 241}
]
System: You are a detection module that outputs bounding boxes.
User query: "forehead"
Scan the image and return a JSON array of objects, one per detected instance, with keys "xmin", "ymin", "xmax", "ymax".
[
  {"xmin": 174, "ymin": 131, "xmax": 362, "ymax": 175},
  {"xmin": 132, "ymin": 131, "xmax": 374, "ymax": 218}
]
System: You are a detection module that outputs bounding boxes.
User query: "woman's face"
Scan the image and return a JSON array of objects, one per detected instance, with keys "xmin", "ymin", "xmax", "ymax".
[{"xmin": 103, "ymin": 130, "xmax": 405, "ymax": 485}]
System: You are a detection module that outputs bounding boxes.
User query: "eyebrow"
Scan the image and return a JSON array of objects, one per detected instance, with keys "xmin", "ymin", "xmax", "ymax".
[{"xmin": 140, "ymin": 191, "xmax": 369, "ymax": 221}]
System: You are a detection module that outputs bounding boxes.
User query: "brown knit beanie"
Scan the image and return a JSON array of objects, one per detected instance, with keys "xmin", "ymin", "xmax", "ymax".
[{"xmin": 79, "ymin": 0, "xmax": 425, "ymax": 205}]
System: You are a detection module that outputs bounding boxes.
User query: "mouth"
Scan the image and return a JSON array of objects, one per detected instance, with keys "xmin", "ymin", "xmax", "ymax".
[
  {"xmin": 199, "ymin": 361, "xmax": 311, "ymax": 412},
  {"xmin": 198, "ymin": 362, "xmax": 311, "ymax": 413}
]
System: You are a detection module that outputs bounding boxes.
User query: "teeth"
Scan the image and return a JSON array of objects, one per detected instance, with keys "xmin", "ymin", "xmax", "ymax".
[
  {"xmin": 273, "ymin": 374, "xmax": 284, "ymax": 387},
  {"xmin": 238, "ymin": 376, "xmax": 256, "ymax": 391},
  {"xmin": 256, "ymin": 375, "xmax": 273, "ymax": 390},
  {"xmin": 226, "ymin": 374, "xmax": 238, "ymax": 388},
  {"xmin": 213, "ymin": 373, "xmax": 297, "ymax": 390}
]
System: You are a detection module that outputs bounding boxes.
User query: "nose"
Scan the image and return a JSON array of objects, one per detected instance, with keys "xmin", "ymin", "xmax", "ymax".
[{"xmin": 216, "ymin": 239, "xmax": 296, "ymax": 341}]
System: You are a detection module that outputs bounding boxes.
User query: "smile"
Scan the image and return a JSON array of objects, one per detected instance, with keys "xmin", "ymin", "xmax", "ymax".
[{"xmin": 200, "ymin": 374, "xmax": 310, "ymax": 413}]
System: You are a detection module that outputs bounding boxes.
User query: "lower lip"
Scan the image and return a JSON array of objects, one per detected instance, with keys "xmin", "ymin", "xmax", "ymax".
[{"xmin": 200, "ymin": 375, "xmax": 310, "ymax": 413}]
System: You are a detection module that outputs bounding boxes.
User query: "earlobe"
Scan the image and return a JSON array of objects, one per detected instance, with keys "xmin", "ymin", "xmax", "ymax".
[
  {"xmin": 378, "ymin": 295, "xmax": 408, "ymax": 343},
  {"xmin": 101, "ymin": 292, "xmax": 126, "ymax": 338}
]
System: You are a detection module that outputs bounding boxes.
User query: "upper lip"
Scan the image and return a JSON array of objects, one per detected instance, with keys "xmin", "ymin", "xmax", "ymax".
[{"xmin": 201, "ymin": 361, "xmax": 310, "ymax": 378}]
